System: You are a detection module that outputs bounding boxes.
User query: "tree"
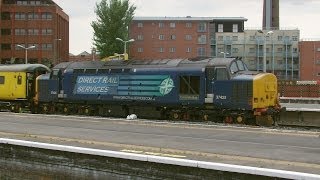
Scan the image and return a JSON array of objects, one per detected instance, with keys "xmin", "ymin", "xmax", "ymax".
[{"xmin": 91, "ymin": 0, "xmax": 136, "ymax": 58}]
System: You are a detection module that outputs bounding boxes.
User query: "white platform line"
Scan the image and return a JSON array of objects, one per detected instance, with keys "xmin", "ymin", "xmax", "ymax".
[{"xmin": 0, "ymin": 138, "xmax": 319, "ymax": 180}]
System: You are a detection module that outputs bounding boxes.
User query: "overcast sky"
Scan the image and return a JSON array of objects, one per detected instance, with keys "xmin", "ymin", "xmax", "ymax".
[{"xmin": 53, "ymin": 0, "xmax": 320, "ymax": 55}]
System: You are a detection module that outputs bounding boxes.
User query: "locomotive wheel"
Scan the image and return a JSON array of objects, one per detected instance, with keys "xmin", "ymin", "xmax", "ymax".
[
  {"xmin": 224, "ymin": 116, "xmax": 233, "ymax": 124},
  {"xmin": 171, "ymin": 112, "xmax": 180, "ymax": 120},
  {"xmin": 203, "ymin": 114, "xmax": 209, "ymax": 121},
  {"xmin": 42, "ymin": 105, "xmax": 49, "ymax": 114},
  {"xmin": 236, "ymin": 116, "xmax": 245, "ymax": 124},
  {"xmin": 63, "ymin": 106, "xmax": 69, "ymax": 114},
  {"xmin": 256, "ymin": 115, "xmax": 274, "ymax": 126}
]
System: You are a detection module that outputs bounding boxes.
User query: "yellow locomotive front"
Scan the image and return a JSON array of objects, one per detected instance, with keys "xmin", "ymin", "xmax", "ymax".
[{"xmin": 252, "ymin": 72, "xmax": 281, "ymax": 126}]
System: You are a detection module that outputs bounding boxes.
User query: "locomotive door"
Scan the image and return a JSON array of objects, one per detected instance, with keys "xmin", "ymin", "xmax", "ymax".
[
  {"xmin": 211, "ymin": 67, "xmax": 229, "ymax": 97},
  {"xmin": 205, "ymin": 67, "xmax": 214, "ymax": 95}
]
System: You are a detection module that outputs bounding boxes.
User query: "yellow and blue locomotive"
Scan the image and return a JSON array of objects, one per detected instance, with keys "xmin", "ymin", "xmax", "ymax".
[{"xmin": 34, "ymin": 57, "xmax": 281, "ymax": 126}]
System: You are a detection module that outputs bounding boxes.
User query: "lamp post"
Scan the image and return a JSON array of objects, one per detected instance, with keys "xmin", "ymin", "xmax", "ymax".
[
  {"xmin": 17, "ymin": 44, "xmax": 35, "ymax": 64},
  {"xmin": 53, "ymin": 38, "xmax": 61, "ymax": 65},
  {"xmin": 220, "ymin": 51, "xmax": 229, "ymax": 58},
  {"xmin": 116, "ymin": 37, "xmax": 134, "ymax": 59},
  {"xmin": 257, "ymin": 30, "xmax": 273, "ymax": 72}
]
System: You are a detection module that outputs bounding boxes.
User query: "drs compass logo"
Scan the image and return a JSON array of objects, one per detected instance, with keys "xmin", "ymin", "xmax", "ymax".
[{"xmin": 159, "ymin": 77, "xmax": 175, "ymax": 95}]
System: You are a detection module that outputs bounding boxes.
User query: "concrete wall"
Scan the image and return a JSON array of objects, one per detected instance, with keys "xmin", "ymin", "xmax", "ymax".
[{"xmin": 0, "ymin": 143, "xmax": 269, "ymax": 179}]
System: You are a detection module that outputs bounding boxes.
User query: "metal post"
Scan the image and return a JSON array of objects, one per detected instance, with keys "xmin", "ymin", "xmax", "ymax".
[
  {"xmin": 25, "ymin": 48, "xmax": 28, "ymax": 64},
  {"xmin": 16, "ymin": 44, "xmax": 35, "ymax": 64},
  {"xmin": 263, "ymin": 36, "xmax": 267, "ymax": 72}
]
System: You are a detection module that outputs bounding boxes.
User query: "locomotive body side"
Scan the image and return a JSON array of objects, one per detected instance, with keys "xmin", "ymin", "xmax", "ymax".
[
  {"xmin": 34, "ymin": 58, "xmax": 280, "ymax": 125},
  {"xmin": 0, "ymin": 71, "xmax": 27, "ymax": 100}
]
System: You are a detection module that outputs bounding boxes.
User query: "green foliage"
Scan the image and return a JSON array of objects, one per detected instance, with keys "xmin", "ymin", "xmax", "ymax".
[{"xmin": 91, "ymin": 0, "xmax": 136, "ymax": 58}]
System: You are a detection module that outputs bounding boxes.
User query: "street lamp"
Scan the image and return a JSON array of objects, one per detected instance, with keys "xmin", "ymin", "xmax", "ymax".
[
  {"xmin": 116, "ymin": 37, "xmax": 135, "ymax": 58},
  {"xmin": 17, "ymin": 44, "xmax": 36, "ymax": 64},
  {"xmin": 53, "ymin": 38, "xmax": 62, "ymax": 65},
  {"xmin": 220, "ymin": 51, "xmax": 229, "ymax": 58},
  {"xmin": 257, "ymin": 30, "xmax": 273, "ymax": 72}
]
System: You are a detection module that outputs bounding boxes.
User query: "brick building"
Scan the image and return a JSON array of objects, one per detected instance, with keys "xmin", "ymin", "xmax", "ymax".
[
  {"xmin": 129, "ymin": 16, "xmax": 247, "ymax": 60},
  {"xmin": 299, "ymin": 40, "xmax": 320, "ymax": 80},
  {"xmin": 0, "ymin": 0, "xmax": 69, "ymax": 66}
]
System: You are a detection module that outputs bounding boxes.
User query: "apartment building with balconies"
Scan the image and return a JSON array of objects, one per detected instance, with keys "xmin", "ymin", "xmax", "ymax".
[{"xmin": 213, "ymin": 29, "xmax": 300, "ymax": 80}]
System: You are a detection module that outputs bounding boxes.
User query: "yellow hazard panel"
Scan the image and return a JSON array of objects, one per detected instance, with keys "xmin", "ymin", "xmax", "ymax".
[
  {"xmin": 0, "ymin": 72, "xmax": 27, "ymax": 100},
  {"xmin": 252, "ymin": 73, "xmax": 278, "ymax": 109}
]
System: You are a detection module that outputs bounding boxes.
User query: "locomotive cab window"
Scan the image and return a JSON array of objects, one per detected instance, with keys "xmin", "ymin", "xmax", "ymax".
[
  {"xmin": 215, "ymin": 68, "xmax": 229, "ymax": 80},
  {"xmin": 0, "ymin": 76, "xmax": 4, "ymax": 84},
  {"xmin": 179, "ymin": 76, "xmax": 200, "ymax": 100},
  {"xmin": 17, "ymin": 75, "xmax": 22, "ymax": 85}
]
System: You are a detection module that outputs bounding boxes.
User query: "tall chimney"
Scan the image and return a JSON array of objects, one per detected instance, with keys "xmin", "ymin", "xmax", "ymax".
[{"xmin": 263, "ymin": 0, "xmax": 279, "ymax": 30}]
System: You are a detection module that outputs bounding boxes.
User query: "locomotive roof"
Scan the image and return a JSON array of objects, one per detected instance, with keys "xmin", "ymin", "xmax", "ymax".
[
  {"xmin": 56, "ymin": 58, "xmax": 237, "ymax": 70},
  {"xmin": 0, "ymin": 64, "xmax": 51, "ymax": 72}
]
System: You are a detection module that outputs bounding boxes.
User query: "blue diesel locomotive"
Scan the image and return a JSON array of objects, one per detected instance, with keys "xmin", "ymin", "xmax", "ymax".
[{"xmin": 34, "ymin": 57, "xmax": 281, "ymax": 126}]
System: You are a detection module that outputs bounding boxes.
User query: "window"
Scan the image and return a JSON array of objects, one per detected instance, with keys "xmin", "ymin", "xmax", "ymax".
[
  {"xmin": 159, "ymin": 22, "xmax": 164, "ymax": 28},
  {"xmin": 17, "ymin": 1, "xmax": 27, "ymax": 5},
  {"xmin": 316, "ymin": 60, "xmax": 320, "ymax": 64},
  {"xmin": 218, "ymin": 36, "xmax": 223, "ymax": 41},
  {"xmin": 186, "ymin": 47, "xmax": 192, "ymax": 53},
  {"xmin": 28, "ymin": 29, "xmax": 39, "ymax": 35},
  {"xmin": 277, "ymin": 48, "xmax": 283, "ymax": 52},
  {"xmin": 0, "ymin": 76, "xmax": 4, "ymax": 84},
  {"xmin": 198, "ymin": 35, "xmax": 206, "ymax": 44},
  {"xmin": 1, "ymin": 12, "xmax": 11, "ymax": 20},
  {"xmin": 159, "ymin": 47, "xmax": 164, "ymax": 52},
  {"xmin": 292, "ymin": 36, "xmax": 298, "ymax": 41},
  {"xmin": 30, "ymin": 1, "xmax": 41, "ymax": 5},
  {"xmin": 179, "ymin": 76, "xmax": 200, "ymax": 100},
  {"xmin": 15, "ymin": 29, "xmax": 26, "ymax": 35},
  {"xmin": 42, "ymin": 44, "xmax": 52, "ymax": 50},
  {"xmin": 15, "ymin": 12, "xmax": 26, "ymax": 20},
  {"xmin": 317, "ymin": 48, "xmax": 320, "ymax": 52},
  {"xmin": 185, "ymin": 35, "xmax": 192, "ymax": 40},
  {"xmin": 137, "ymin": 22, "xmax": 143, "ymax": 27},
  {"xmin": 137, "ymin": 47, "xmax": 143, "ymax": 52},
  {"xmin": 317, "ymin": 73, "xmax": 320, "ymax": 76},
  {"xmin": 170, "ymin": 22, "xmax": 175, "ymax": 28},
  {"xmin": 186, "ymin": 22, "xmax": 192, "ymax": 28},
  {"xmin": 218, "ymin": 24, "xmax": 223, "ymax": 32},
  {"xmin": 293, "ymin": 48, "xmax": 298, "ymax": 53},
  {"xmin": 215, "ymin": 68, "xmax": 228, "ymax": 80},
  {"xmin": 278, "ymin": 36, "xmax": 283, "ymax": 41},
  {"xmin": 28, "ymin": 12, "xmax": 39, "ymax": 20},
  {"xmin": 232, "ymin": 24, "xmax": 238, "ymax": 32},
  {"xmin": 249, "ymin": 36, "xmax": 255, "ymax": 41},
  {"xmin": 232, "ymin": 36, "xmax": 238, "ymax": 41},
  {"xmin": 232, "ymin": 48, "xmax": 239, "ymax": 53},
  {"xmin": 249, "ymin": 48, "xmax": 255, "ymax": 53},
  {"xmin": 170, "ymin": 35, "xmax": 176, "ymax": 40},
  {"xmin": 137, "ymin": 35, "xmax": 143, "ymax": 40},
  {"xmin": 198, "ymin": 22, "xmax": 207, "ymax": 32},
  {"xmin": 17, "ymin": 75, "xmax": 22, "ymax": 85},
  {"xmin": 169, "ymin": 47, "xmax": 176, "ymax": 53},
  {"xmin": 159, "ymin": 34, "xmax": 164, "ymax": 40},
  {"xmin": 1, "ymin": 29, "xmax": 11, "ymax": 35},
  {"xmin": 197, "ymin": 47, "xmax": 206, "ymax": 56},
  {"xmin": 41, "ymin": 12, "xmax": 52, "ymax": 20},
  {"xmin": 42, "ymin": 29, "xmax": 52, "ymax": 35}
]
